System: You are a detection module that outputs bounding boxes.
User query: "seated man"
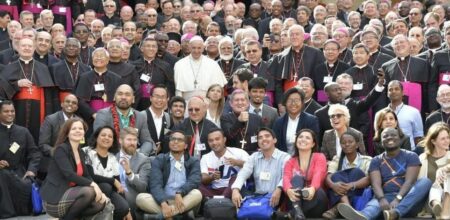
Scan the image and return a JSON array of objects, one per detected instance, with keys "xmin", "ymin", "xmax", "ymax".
[
  {"xmin": 117, "ymin": 127, "xmax": 151, "ymax": 219},
  {"xmin": 94, "ymin": 84, "xmax": 155, "ymax": 156},
  {"xmin": 0, "ymin": 100, "xmax": 40, "ymax": 218},
  {"xmin": 231, "ymin": 127, "xmax": 290, "ymax": 209},
  {"xmin": 136, "ymin": 130, "xmax": 202, "ymax": 219},
  {"xmin": 337, "ymin": 128, "xmax": 432, "ymax": 220},
  {"xmin": 200, "ymin": 128, "xmax": 249, "ymax": 199}
]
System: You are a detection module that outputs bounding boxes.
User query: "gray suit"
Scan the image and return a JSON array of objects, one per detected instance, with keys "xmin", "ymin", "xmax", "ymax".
[
  {"xmin": 116, "ymin": 152, "xmax": 151, "ymax": 213},
  {"xmin": 321, "ymin": 127, "xmax": 366, "ymax": 160},
  {"xmin": 261, "ymin": 104, "xmax": 278, "ymax": 128},
  {"xmin": 94, "ymin": 107, "xmax": 155, "ymax": 156}
]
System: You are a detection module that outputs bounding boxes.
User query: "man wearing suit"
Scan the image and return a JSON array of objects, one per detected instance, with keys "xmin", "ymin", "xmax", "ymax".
[
  {"xmin": 314, "ymin": 72, "xmax": 385, "ymax": 141},
  {"xmin": 143, "ymin": 85, "xmax": 171, "ymax": 155},
  {"xmin": 297, "ymin": 77, "xmax": 322, "ymax": 115},
  {"xmin": 116, "ymin": 127, "xmax": 151, "ymax": 219},
  {"xmin": 94, "ymin": 84, "xmax": 155, "ymax": 156},
  {"xmin": 239, "ymin": 40, "xmax": 275, "ymax": 106},
  {"xmin": 272, "ymin": 87, "xmax": 319, "ymax": 154},
  {"xmin": 38, "ymin": 94, "xmax": 79, "ymax": 179},
  {"xmin": 221, "ymin": 89, "xmax": 264, "ymax": 155},
  {"xmin": 248, "ymin": 77, "xmax": 278, "ymax": 128}
]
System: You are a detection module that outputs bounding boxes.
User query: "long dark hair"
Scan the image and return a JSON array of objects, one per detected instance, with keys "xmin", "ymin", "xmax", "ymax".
[
  {"xmin": 293, "ymin": 129, "xmax": 318, "ymax": 157},
  {"xmin": 337, "ymin": 131, "xmax": 360, "ymax": 171},
  {"xmin": 54, "ymin": 118, "xmax": 88, "ymax": 149},
  {"xmin": 89, "ymin": 125, "xmax": 120, "ymax": 154},
  {"xmin": 373, "ymin": 108, "xmax": 406, "ymax": 142}
]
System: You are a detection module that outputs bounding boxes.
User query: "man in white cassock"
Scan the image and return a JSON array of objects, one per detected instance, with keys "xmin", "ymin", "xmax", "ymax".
[{"xmin": 174, "ymin": 36, "xmax": 227, "ymax": 100}]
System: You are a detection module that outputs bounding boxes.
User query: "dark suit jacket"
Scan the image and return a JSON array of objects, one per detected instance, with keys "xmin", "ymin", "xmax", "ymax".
[
  {"xmin": 144, "ymin": 109, "xmax": 171, "ymax": 154},
  {"xmin": 304, "ymin": 99, "xmax": 322, "ymax": 115},
  {"xmin": 40, "ymin": 142, "xmax": 93, "ymax": 204},
  {"xmin": 321, "ymin": 127, "xmax": 366, "ymax": 160},
  {"xmin": 49, "ymin": 59, "xmax": 91, "ymax": 91},
  {"xmin": 173, "ymin": 118, "xmax": 219, "ymax": 156},
  {"xmin": 0, "ymin": 48, "xmax": 18, "ymax": 65},
  {"xmin": 314, "ymin": 87, "xmax": 382, "ymax": 139},
  {"xmin": 239, "ymin": 61, "xmax": 275, "ymax": 91},
  {"xmin": 221, "ymin": 112, "xmax": 263, "ymax": 154},
  {"xmin": 115, "ymin": 152, "xmax": 151, "ymax": 195},
  {"xmin": 39, "ymin": 111, "xmax": 74, "ymax": 157},
  {"xmin": 149, "ymin": 153, "xmax": 200, "ymax": 204},
  {"xmin": 272, "ymin": 111, "xmax": 320, "ymax": 152}
]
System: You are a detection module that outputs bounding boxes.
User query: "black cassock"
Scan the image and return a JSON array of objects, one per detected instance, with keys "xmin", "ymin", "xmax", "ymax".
[
  {"xmin": 240, "ymin": 60, "xmax": 275, "ymax": 92},
  {"xmin": 368, "ymin": 50, "xmax": 393, "ymax": 71},
  {"xmin": 0, "ymin": 124, "xmax": 40, "ymax": 218},
  {"xmin": 430, "ymin": 48, "xmax": 450, "ymax": 111},
  {"xmin": 108, "ymin": 61, "xmax": 140, "ymax": 92},
  {"xmin": 74, "ymin": 70, "xmax": 122, "ymax": 121},
  {"xmin": 172, "ymin": 118, "xmax": 219, "ymax": 157},
  {"xmin": 34, "ymin": 52, "xmax": 60, "ymax": 67},
  {"xmin": 382, "ymin": 56, "xmax": 430, "ymax": 112},
  {"xmin": 312, "ymin": 60, "xmax": 350, "ymax": 91},
  {"xmin": 338, "ymin": 48, "xmax": 353, "ymax": 64},
  {"xmin": 221, "ymin": 112, "xmax": 263, "ymax": 155},
  {"xmin": 49, "ymin": 58, "xmax": 91, "ymax": 99},
  {"xmin": 344, "ymin": 64, "xmax": 377, "ymax": 98},
  {"xmin": 131, "ymin": 57, "xmax": 173, "ymax": 110},
  {"xmin": 270, "ymin": 46, "xmax": 325, "ymax": 105},
  {"xmin": 2, "ymin": 59, "xmax": 59, "ymax": 143},
  {"xmin": 217, "ymin": 58, "xmax": 245, "ymax": 95}
]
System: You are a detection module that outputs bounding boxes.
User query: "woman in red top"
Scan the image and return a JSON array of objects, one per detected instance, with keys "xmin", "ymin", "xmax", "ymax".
[
  {"xmin": 40, "ymin": 118, "xmax": 108, "ymax": 220},
  {"xmin": 283, "ymin": 129, "xmax": 328, "ymax": 219}
]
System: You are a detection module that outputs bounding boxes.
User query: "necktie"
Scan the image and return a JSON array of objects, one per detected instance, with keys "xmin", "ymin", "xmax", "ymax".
[
  {"xmin": 254, "ymin": 108, "xmax": 261, "ymax": 116},
  {"xmin": 190, "ymin": 123, "xmax": 199, "ymax": 156}
]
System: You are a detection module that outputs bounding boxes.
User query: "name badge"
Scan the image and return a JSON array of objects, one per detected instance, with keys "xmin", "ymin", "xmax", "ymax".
[
  {"xmin": 323, "ymin": 76, "xmax": 333, "ymax": 83},
  {"xmin": 9, "ymin": 142, "xmax": 20, "ymax": 154},
  {"xmin": 59, "ymin": 7, "xmax": 66, "ymax": 13},
  {"xmin": 37, "ymin": 3, "xmax": 42, "ymax": 8},
  {"xmin": 353, "ymin": 83, "xmax": 363, "ymax": 91},
  {"xmin": 253, "ymin": 73, "xmax": 258, "ymax": 78},
  {"xmin": 94, "ymin": 83, "xmax": 105, "ymax": 91},
  {"xmin": 140, "ymin": 74, "xmax": 151, "ymax": 82},
  {"xmin": 439, "ymin": 72, "xmax": 450, "ymax": 84},
  {"xmin": 175, "ymin": 161, "xmax": 183, "ymax": 171},
  {"xmin": 260, "ymin": 172, "xmax": 271, "ymax": 181},
  {"xmin": 251, "ymin": 135, "xmax": 257, "ymax": 143},
  {"xmin": 196, "ymin": 143, "xmax": 206, "ymax": 151}
]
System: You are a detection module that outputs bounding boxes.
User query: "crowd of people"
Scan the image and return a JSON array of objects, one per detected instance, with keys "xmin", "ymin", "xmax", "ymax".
[{"xmin": 1, "ymin": 0, "xmax": 450, "ymax": 219}]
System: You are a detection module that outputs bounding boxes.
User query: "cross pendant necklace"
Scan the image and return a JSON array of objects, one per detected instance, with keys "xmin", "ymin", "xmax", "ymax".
[
  {"xmin": 189, "ymin": 56, "xmax": 202, "ymax": 89},
  {"xmin": 240, "ymin": 139, "xmax": 247, "ymax": 149},
  {"xmin": 19, "ymin": 59, "xmax": 35, "ymax": 94},
  {"xmin": 6, "ymin": 0, "xmax": 11, "ymax": 5}
]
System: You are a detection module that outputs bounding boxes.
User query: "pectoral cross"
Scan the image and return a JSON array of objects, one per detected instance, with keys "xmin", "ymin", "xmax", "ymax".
[
  {"xmin": 240, "ymin": 139, "xmax": 247, "ymax": 149},
  {"xmin": 6, "ymin": 0, "xmax": 11, "ymax": 5},
  {"xmin": 293, "ymin": 74, "xmax": 298, "ymax": 81},
  {"xmin": 28, "ymin": 87, "xmax": 32, "ymax": 94},
  {"xmin": 194, "ymin": 80, "xmax": 198, "ymax": 89}
]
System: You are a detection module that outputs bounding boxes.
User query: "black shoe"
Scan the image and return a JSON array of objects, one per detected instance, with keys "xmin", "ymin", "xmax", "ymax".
[{"xmin": 289, "ymin": 204, "xmax": 305, "ymax": 220}]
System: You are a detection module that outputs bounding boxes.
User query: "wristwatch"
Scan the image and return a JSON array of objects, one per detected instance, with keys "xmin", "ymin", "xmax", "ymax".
[{"xmin": 396, "ymin": 195, "xmax": 403, "ymax": 201}]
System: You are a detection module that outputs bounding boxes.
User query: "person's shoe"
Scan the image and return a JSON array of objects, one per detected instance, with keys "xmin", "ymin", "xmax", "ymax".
[
  {"xmin": 337, "ymin": 203, "xmax": 367, "ymax": 220},
  {"xmin": 322, "ymin": 205, "xmax": 339, "ymax": 219},
  {"xmin": 383, "ymin": 209, "xmax": 399, "ymax": 220},
  {"xmin": 289, "ymin": 203, "xmax": 305, "ymax": 220},
  {"xmin": 432, "ymin": 202, "xmax": 443, "ymax": 218}
]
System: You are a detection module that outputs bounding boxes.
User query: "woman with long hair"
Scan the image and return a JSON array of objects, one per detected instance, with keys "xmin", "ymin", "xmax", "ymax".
[
  {"xmin": 373, "ymin": 108, "xmax": 411, "ymax": 155},
  {"xmin": 323, "ymin": 131, "xmax": 372, "ymax": 219},
  {"xmin": 84, "ymin": 125, "xmax": 132, "ymax": 220},
  {"xmin": 206, "ymin": 84, "xmax": 225, "ymax": 127},
  {"xmin": 40, "ymin": 118, "xmax": 107, "ymax": 220},
  {"xmin": 283, "ymin": 129, "xmax": 328, "ymax": 219},
  {"xmin": 418, "ymin": 122, "xmax": 450, "ymax": 219}
]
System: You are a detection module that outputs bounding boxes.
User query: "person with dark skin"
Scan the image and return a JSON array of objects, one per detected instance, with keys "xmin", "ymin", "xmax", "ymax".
[{"xmin": 73, "ymin": 23, "xmax": 94, "ymax": 66}]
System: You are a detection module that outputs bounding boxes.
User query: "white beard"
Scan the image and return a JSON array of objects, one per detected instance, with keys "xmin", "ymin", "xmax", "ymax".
[
  {"xmin": 220, "ymin": 54, "xmax": 233, "ymax": 61},
  {"xmin": 441, "ymin": 102, "xmax": 450, "ymax": 109}
]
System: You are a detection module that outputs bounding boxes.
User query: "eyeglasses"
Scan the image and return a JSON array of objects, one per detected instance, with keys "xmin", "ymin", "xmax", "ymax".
[
  {"xmin": 169, "ymin": 137, "xmax": 185, "ymax": 143},
  {"xmin": 324, "ymin": 48, "xmax": 339, "ymax": 52},
  {"xmin": 440, "ymin": 92, "xmax": 450, "ymax": 98},
  {"xmin": 174, "ymin": 5, "xmax": 181, "ymax": 8},
  {"xmin": 188, "ymin": 108, "xmax": 201, "ymax": 112},
  {"xmin": 329, "ymin": 113, "xmax": 345, "ymax": 119},
  {"xmin": 190, "ymin": 10, "xmax": 201, "ymax": 13},
  {"xmin": 245, "ymin": 49, "xmax": 259, "ymax": 54}
]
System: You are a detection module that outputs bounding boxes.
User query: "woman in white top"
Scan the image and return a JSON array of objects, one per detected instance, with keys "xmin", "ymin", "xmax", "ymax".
[
  {"xmin": 84, "ymin": 125, "xmax": 132, "ymax": 220},
  {"xmin": 206, "ymin": 84, "xmax": 225, "ymax": 127}
]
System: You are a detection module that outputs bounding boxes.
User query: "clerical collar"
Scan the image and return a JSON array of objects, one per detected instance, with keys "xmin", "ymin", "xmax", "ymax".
[
  {"xmin": 1, "ymin": 123, "xmax": 13, "ymax": 129},
  {"xmin": 191, "ymin": 119, "xmax": 203, "ymax": 125},
  {"xmin": 369, "ymin": 50, "xmax": 378, "ymax": 56},
  {"xmin": 19, "ymin": 57, "xmax": 33, "ymax": 64},
  {"xmin": 398, "ymin": 56, "xmax": 409, "ymax": 61},
  {"xmin": 144, "ymin": 58, "xmax": 154, "ymax": 64},
  {"xmin": 66, "ymin": 59, "xmax": 78, "ymax": 65},
  {"xmin": 94, "ymin": 68, "xmax": 107, "ymax": 75},
  {"xmin": 327, "ymin": 61, "xmax": 336, "ymax": 68},
  {"xmin": 251, "ymin": 60, "xmax": 261, "ymax": 67},
  {"xmin": 292, "ymin": 46, "xmax": 304, "ymax": 53},
  {"xmin": 355, "ymin": 64, "xmax": 368, "ymax": 69}
]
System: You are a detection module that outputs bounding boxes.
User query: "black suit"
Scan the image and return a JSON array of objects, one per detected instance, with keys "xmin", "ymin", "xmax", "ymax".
[
  {"xmin": 304, "ymin": 99, "xmax": 322, "ymax": 115},
  {"xmin": 425, "ymin": 109, "xmax": 450, "ymax": 133},
  {"xmin": 0, "ymin": 48, "xmax": 18, "ymax": 64},
  {"xmin": 40, "ymin": 142, "xmax": 93, "ymax": 204},
  {"xmin": 312, "ymin": 60, "xmax": 350, "ymax": 91},
  {"xmin": 221, "ymin": 112, "xmax": 263, "ymax": 154},
  {"xmin": 34, "ymin": 52, "xmax": 60, "ymax": 66},
  {"xmin": 50, "ymin": 59, "xmax": 91, "ymax": 92},
  {"xmin": 173, "ymin": 118, "xmax": 218, "ymax": 156},
  {"xmin": 217, "ymin": 58, "xmax": 246, "ymax": 94},
  {"xmin": 144, "ymin": 109, "xmax": 171, "ymax": 154}
]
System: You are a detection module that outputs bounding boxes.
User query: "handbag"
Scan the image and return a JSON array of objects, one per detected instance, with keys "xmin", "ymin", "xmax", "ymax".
[
  {"xmin": 31, "ymin": 179, "xmax": 44, "ymax": 215},
  {"xmin": 237, "ymin": 193, "xmax": 274, "ymax": 220}
]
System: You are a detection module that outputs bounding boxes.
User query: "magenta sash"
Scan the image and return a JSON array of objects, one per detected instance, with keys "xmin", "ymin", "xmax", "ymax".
[
  {"xmin": 140, "ymin": 83, "xmax": 154, "ymax": 98},
  {"xmin": 401, "ymin": 81, "xmax": 422, "ymax": 111},
  {"xmin": 22, "ymin": 4, "xmax": 43, "ymax": 14},
  {"xmin": 89, "ymin": 100, "xmax": 113, "ymax": 112},
  {"xmin": 0, "ymin": 5, "xmax": 18, "ymax": 20},
  {"xmin": 51, "ymin": 6, "xmax": 72, "ymax": 33},
  {"xmin": 317, "ymin": 90, "xmax": 328, "ymax": 103}
]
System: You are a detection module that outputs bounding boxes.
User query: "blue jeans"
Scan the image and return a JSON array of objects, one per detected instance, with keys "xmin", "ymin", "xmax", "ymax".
[{"xmin": 360, "ymin": 178, "xmax": 432, "ymax": 220}]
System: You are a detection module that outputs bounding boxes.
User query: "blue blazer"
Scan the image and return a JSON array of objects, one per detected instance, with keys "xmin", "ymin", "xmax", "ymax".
[{"xmin": 272, "ymin": 111, "xmax": 320, "ymax": 152}]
